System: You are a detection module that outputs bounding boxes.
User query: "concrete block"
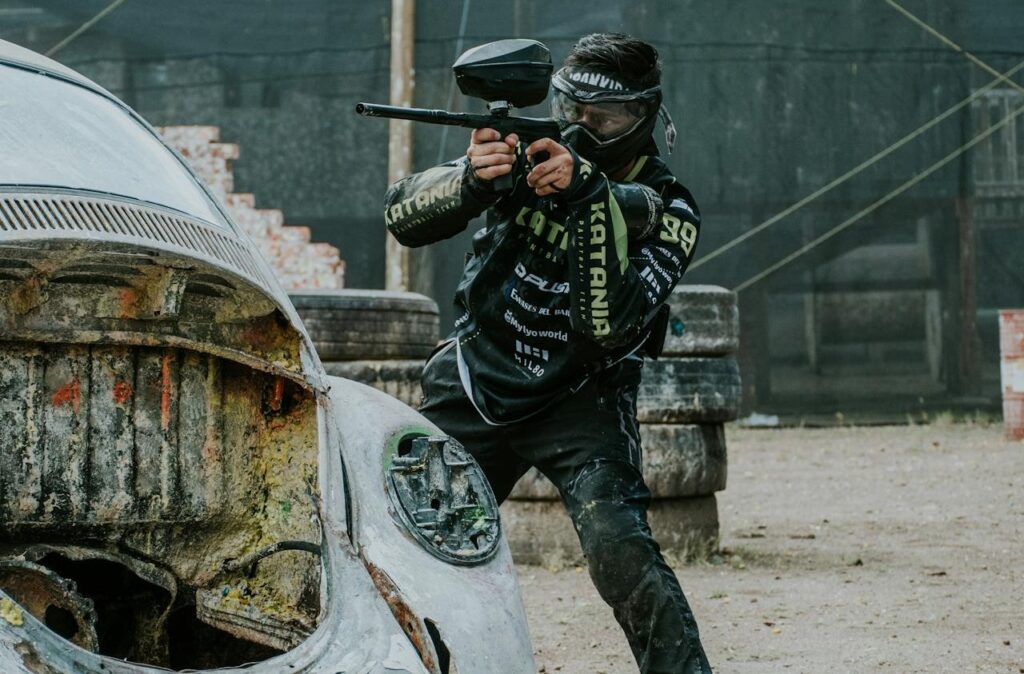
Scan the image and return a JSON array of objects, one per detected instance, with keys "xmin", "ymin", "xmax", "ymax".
[
  {"xmin": 500, "ymin": 496, "xmax": 719, "ymax": 567},
  {"xmin": 510, "ymin": 424, "xmax": 727, "ymax": 500}
]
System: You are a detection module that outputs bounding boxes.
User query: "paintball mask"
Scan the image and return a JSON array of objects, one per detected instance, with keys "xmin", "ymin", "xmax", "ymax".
[{"xmin": 551, "ymin": 66, "xmax": 676, "ymax": 174}]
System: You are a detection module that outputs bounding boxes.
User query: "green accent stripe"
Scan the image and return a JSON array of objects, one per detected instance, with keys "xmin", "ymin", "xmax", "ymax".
[
  {"xmin": 622, "ymin": 156, "xmax": 648, "ymax": 183},
  {"xmin": 607, "ymin": 187, "xmax": 630, "ymax": 274}
]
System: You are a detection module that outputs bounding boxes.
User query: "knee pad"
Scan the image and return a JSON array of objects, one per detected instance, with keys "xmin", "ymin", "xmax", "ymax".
[{"xmin": 564, "ymin": 460, "xmax": 657, "ymax": 605}]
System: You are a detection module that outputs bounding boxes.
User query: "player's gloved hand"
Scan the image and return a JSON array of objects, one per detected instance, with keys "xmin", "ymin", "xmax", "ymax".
[
  {"xmin": 525, "ymin": 137, "xmax": 574, "ymax": 197},
  {"xmin": 467, "ymin": 128, "xmax": 519, "ymax": 181}
]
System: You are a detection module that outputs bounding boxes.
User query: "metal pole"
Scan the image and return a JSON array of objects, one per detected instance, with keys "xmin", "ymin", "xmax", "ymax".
[
  {"xmin": 46, "ymin": 0, "xmax": 129, "ymax": 58},
  {"xmin": 956, "ymin": 195, "xmax": 980, "ymax": 395},
  {"xmin": 386, "ymin": 0, "xmax": 415, "ymax": 291},
  {"xmin": 435, "ymin": 0, "xmax": 471, "ymax": 166}
]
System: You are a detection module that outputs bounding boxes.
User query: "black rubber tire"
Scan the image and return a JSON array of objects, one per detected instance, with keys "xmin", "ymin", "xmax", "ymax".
[
  {"xmin": 301, "ymin": 318, "xmax": 439, "ymax": 340},
  {"xmin": 288, "ymin": 290, "xmax": 440, "ymax": 361},
  {"xmin": 313, "ymin": 341, "xmax": 436, "ymax": 361},
  {"xmin": 294, "ymin": 309, "xmax": 440, "ymax": 325},
  {"xmin": 289, "ymin": 289, "xmax": 437, "ymax": 313},
  {"xmin": 509, "ymin": 424, "xmax": 727, "ymax": 500},
  {"xmin": 500, "ymin": 496, "xmax": 719, "ymax": 566},
  {"xmin": 641, "ymin": 424, "xmax": 727, "ymax": 496},
  {"xmin": 323, "ymin": 360, "xmax": 424, "ymax": 407},
  {"xmin": 637, "ymin": 357, "xmax": 741, "ymax": 423},
  {"xmin": 661, "ymin": 285, "xmax": 739, "ymax": 357}
]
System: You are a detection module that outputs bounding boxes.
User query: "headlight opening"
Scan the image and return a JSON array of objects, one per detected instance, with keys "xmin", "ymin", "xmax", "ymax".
[{"xmin": 384, "ymin": 433, "xmax": 501, "ymax": 565}]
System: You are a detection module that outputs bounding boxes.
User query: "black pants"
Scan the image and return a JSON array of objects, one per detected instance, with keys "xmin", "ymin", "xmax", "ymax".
[{"xmin": 419, "ymin": 345, "xmax": 712, "ymax": 674}]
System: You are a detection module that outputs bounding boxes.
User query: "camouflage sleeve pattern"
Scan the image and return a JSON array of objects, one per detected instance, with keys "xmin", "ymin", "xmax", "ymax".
[
  {"xmin": 384, "ymin": 158, "xmax": 501, "ymax": 248},
  {"xmin": 564, "ymin": 157, "xmax": 700, "ymax": 348}
]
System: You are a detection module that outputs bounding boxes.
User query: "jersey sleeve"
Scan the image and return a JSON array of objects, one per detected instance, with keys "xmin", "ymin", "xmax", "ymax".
[
  {"xmin": 564, "ymin": 157, "xmax": 701, "ymax": 348},
  {"xmin": 609, "ymin": 181, "xmax": 664, "ymax": 240},
  {"xmin": 383, "ymin": 157, "xmax": 504, "ymax": 248}
]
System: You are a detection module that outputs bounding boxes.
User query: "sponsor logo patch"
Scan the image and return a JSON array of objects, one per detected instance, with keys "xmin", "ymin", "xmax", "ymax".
[
  {"xmin": 515, "ymin": 339, "xmax": 549, "ymax": 362},
  {"xmin": 514, "ymin": 262, "xmax": 570, "ymax": 294},
  {"xmin": 384, "ymin": 173, "xmax": 463, "ymax": 226},
  {"xmin": 567, "ymin": 70, "xmax": 626, "ymax": 91}
]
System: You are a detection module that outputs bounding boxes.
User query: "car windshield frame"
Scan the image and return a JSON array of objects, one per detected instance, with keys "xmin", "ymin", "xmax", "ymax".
[{"xmin": 0, "ymin": 60, "xmax": 231, "ymax": 229}]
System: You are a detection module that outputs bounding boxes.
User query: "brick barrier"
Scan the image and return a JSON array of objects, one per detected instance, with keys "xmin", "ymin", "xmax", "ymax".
[{"xmin": 158, "ymin": 125, "xmax": 345, "ymax": 290}]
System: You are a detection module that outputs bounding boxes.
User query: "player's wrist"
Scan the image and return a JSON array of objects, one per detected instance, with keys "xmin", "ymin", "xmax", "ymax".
[{"xmin": 462, "ymin": 159, "xmax": 506, "ymax": 203}]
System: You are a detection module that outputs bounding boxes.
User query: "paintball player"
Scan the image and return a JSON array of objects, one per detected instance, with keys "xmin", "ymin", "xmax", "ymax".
[{"xmin": 384, "ymin": 33, "xmax": 712, "ymax": 674}]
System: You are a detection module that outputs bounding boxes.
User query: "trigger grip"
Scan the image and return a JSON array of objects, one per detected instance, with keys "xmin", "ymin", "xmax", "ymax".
[{"xmin": 530, "ymin": 150, "xmax": 550, "ymax": 167}]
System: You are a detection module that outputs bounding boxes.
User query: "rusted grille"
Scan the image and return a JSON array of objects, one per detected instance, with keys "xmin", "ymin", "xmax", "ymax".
[
  {"xmin": 0, "ymin": 342, "xmax": 229, "ymax": 526},
  {"xmin": 0, "ymin": 192, "xmax": 270, "ymax": 289}
]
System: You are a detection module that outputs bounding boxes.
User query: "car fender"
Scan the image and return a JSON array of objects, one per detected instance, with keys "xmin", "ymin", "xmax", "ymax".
[{"xmin": 325, "ymin": 375, "xmax": 535, "ymax": 674}]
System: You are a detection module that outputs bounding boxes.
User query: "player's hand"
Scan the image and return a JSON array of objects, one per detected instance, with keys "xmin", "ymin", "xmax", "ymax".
[
  {"xmin": 467, "ymin": 128, "xmax": 518, "ymax": 181},
  {"xmin": 525, "ymin": 138, "xmax": 573, "ymax": 196}
]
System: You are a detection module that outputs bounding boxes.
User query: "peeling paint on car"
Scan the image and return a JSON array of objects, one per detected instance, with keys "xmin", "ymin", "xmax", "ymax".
[
  {"xmin": 364, "ymin": 560, "xmax": 440, "ymax": 672},
  {"xmin": 0, "ymin": 599, "xmax": 23, "ymax": 626},
  {"xmin": 15, "ymin": 639, "xmax": 62, "ymax": 674}
]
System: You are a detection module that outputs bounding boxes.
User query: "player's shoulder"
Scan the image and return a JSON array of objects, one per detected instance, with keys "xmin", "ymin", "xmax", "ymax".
[{"xmin": 629, "ymin": 155, "xmax": 700, "ymax": 219}]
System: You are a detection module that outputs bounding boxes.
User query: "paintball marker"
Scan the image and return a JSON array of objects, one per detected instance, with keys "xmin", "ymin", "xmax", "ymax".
[{"xmin": 356, "ymin": 39, "xmax": 562, "ymax": 189}]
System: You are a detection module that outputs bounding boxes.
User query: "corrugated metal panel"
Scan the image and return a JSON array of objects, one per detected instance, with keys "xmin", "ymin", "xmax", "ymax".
[{"xmin": 0, "ymin": 342, "xmax": 227, "ymax": 526}]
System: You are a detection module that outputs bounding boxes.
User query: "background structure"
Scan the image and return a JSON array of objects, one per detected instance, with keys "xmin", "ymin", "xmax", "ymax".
[{"xmin": 3, "ymin": 0, "xmax": 1023, "ymax": 420}]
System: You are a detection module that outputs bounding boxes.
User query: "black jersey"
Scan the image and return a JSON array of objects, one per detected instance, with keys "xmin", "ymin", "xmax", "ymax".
[{"xmin": 384, "ymin": 148, "xmax": 700, "ymax": 424}]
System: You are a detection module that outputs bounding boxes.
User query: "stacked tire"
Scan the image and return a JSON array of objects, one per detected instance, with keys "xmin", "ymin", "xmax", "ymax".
[
  {"xmin": 502, "ymin": 285, "xmax": 740, "ymax": 566},
  {"xmin": 289, "ymin": 290, "xmax": 440, "ymax": 407}
]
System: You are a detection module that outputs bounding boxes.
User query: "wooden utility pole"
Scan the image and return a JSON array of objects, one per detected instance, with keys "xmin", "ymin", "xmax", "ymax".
[
  {"xmin": 385, "ymin": 0, "xmax": 415, "ymax": 291},
  {"xmin": 955, "ymin": 195, "xmax": 981, "ymax": 395}
]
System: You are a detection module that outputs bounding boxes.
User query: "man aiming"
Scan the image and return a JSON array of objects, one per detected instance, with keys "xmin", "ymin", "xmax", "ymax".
[{"xmin": 384, "ymin": 33, "xmax": 712, "ymax": 674}]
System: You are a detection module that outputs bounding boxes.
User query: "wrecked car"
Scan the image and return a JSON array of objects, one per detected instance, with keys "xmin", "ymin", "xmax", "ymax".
[{"xmin": 0, "ymin": 38, "xmax": 533, "ymax": 674}]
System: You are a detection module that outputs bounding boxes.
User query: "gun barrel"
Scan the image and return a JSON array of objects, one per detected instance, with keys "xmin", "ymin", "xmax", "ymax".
[
  {"xmin": 355, "ymin": 102, "xmax": 476, "ymax": 128},
  {"xmin": 356, "ymin": 101, "xmax": 562, "ymax": 145}
]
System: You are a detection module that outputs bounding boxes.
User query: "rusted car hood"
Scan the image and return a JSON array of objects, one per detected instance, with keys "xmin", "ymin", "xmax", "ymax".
[{"xmin": 0, "ymin": 191, "xmax": 325, "ymax": 390}]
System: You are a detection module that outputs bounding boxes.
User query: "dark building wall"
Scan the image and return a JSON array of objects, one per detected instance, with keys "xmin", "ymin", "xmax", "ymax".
[{"xmin": 3, "ymin": 0, "xmax": 1022, "ymax": 416}]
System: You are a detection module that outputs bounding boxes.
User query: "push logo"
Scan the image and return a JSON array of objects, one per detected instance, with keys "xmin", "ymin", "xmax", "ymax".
[
  {"xmin": 515, "ymin": 340, "xmax": 549, "ymax": 362},
  {"xmin": 515, "ymin": 262, "xmax": 570, "ymax": 294}
]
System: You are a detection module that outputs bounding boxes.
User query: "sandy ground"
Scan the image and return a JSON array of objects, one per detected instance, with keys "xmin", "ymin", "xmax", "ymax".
[{"xmin": 518, "ymin": 423, "xmax": 1024, "ymax": 674}]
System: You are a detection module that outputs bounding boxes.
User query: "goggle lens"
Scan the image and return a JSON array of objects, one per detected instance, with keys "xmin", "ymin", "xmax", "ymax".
[{"xmin": 551, "ymin": 91, "xmax": 648, "ymax": 140}]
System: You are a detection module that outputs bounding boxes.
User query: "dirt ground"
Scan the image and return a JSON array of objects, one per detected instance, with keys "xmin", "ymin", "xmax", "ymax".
[{"xmin": 518, "ymin": 423, "xmax": 1024, "ymax": 674}]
